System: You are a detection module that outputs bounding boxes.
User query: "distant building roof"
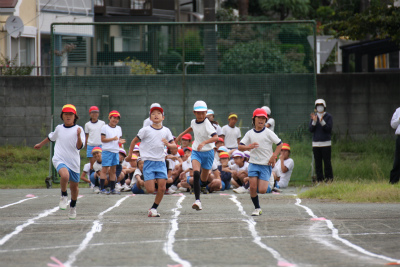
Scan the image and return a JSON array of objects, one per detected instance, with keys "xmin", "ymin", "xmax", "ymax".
[{"xmin": 0, "ymin": 0, "xmax": 18, "ymax": 8}]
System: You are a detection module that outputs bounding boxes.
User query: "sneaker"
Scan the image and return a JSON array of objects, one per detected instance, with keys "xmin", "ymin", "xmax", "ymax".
[
  {"xmin": 115, "ymin": 183, "xmax": 123, "ymax": 191},
  {"xmin": 100, "ymin": 189, "xmax": 109, "ymax": 195},
  {"xmin": 272, "ymin": 188, "xmax": 282, "ymax": 193},
  {"xmin": 109, "ymin": 189, "xmax": 120, "ymax": 195},
  {"xmin": 167, "ymin": 187, "xmax": 176, "ymax": 194},
  {"xmin": 59, "ymin": 196, "xmax": 68, "ymax": 210},
  {"xmin": 201, "ymin": 187, "xmax": 209, "ymax": 194},
  {"xmin": 233, "ymin": 186, "xmax": 248, "ymax": 194},
  {"xmin": 169, "ymin": 185, "xmax": 178, "ymax": 191},
  {"xmin": 122, "ymin": 184, "xmax": 131, "ymax": 192},
  {"xmin": 93, "ymin": 186, "xmax": 100, "ymax": 194},
  {"xmin": 69, "ymin": 207, "xmax": 76, "ymax": 220},
  {"xmin": 192, "ymin": 200, "xmax": 202, "ymax": 211},
  {"xmin": 251, "ymin": 208, "xmax": 262, "ymax": 216},
  {"xmin": 148, "ymin": 208, "xmax": 160, "ymax": 217}
]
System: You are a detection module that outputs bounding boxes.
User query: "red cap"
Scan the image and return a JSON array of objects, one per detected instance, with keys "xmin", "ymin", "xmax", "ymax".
[
  {"xmin": 178, "ymin": 149, "xmax": 184, "ymax": 156},
  {"xmin": 62, "ymin": 104, "xmax": 77, "ymax": 115},
  {"xmin": 150, "ymin": 106, "xmax": 164, "ymax": 115},
  {"xmin": 136, "ymin": 142, "xmax": 141, "ymax": 146},
  {"xmin": 183, "ymin": 147, "xmax": 192, "ymax": 152},
  {"xmin": 89, "ymin": 106, "xmax": 99, "ymax": 113},
  {"xmin": 252, "ymin": 108, "xmax": 268, "ymax": 119},
  {"xmin": 109, "ymin": 110, "xmax": 120, "ymax": 118},
  {"xmin": 219, "ymin": 152, "xmax": 230, "ymax": 159},
  {"xmin": 182, "ymin": 133, "xmax": 192, "ymax": 141},
  {"xmin": 282, "ymin": 143, "xmax": 290, "ymax": 151},
  {"xmin": 217, "ymin": 137, "xmax": 224, "ymax": 143}
]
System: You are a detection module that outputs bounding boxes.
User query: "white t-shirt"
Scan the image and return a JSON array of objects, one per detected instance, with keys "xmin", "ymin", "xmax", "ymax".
[
  {"xmin": 266, "ymin": 118, "xmax": 275, "ymax": 132},
  {"xmin": 182, "ymin": 156, "xmax": 192, "ymax": 177},
  {"xmin": 240, "ymin": 127, "xmax": 281, "ymax": 166},
  {"xmin": 93, "ymin": 161, "xmax": 102, "ymax": 172},
  {"xmin": 167, "ymin": 153, "xmax": 180, "ymax": 170},
  {"xmin": 131, "ymin": 168, "xmax": 142, "ymax": 186},
  {"xmin": 85, "ymin": 120, "xmax": 105, "ymax": 146},
  {"xmin": 191, "ymin": 118, "xmax": 216, "ymax": 151},
  {"xmin": 122, "ymin": 160, "xmax": 132, "ymax": 169},
  {"xmin": 222, "ymin": 125, "xmax": 241, "ymax": 149},
  {"xmin": 83, "ymin": 162, "xmax": 90, "ymax": 173},
  {"xmin": 211, "ymin": 122, "xmax": 223, "ymax": 136},
  {"xmin": 274, "ymin": 158, "xmax": 294, "ymax": 188},
  {"xmin": 101, "ymin": 124, "xmax": 122, "ymax": 153},
  {"xmin": 49, "ymin": 124, "xmax": 86, "ymax": 174},
  {"xmin": 137, "ymin": 126, "xmax": 174, "ymax": 161},
  {"xmin": 230, "ymin": 161, "xmax": 249, "ymax": 173}
]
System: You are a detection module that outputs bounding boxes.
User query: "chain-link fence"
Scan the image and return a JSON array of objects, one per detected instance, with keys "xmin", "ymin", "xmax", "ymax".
[{"xmin": 50, "ymin": 21, "xmax": 316, "ymax": 182}]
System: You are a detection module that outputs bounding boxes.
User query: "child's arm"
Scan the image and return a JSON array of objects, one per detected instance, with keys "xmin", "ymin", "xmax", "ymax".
[
  {"xmin": 34, "ymin": 137, "xmax": 50, "ymax": 150},
  {"xmin": 85, "ymin": 133, "xmax": 89, "ymax": 148},
  {"xmin": 126, "ymin": 136, "xmax": 140, "ymax": 161},
  {"xmin": 101, "ymin": 134, "xmax": 119, "ymax": 144},
  {"xmin": 176, "ymin": 127, "xmax": 192, "ymax": 143},
  {"xmin": 80, "ymin": 171, "xmax": 91, "ymax": 184},
  {"xmin": 268, "ymin": 143, "xmax": 283, "ymax": 167},
  {"xmin": 238, "ymin": 143, "xmax": 259, "ymax": 151},
  {"xmin": 163, "ymin": 139, "xmax": 177, "ymax": 150},
  {"xmin": 197, "ymin": 134, "xmax": 219, "ymax": 151},
  {"xmin": 76, "ymin": 127, "xmax": 84, "ymax": 149}
]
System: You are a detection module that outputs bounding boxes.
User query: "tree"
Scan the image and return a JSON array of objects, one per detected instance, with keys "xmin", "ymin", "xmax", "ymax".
[
  {"xmin": 258, "ymin": 0, "xmax": 311, "ymax": 20},
  {"xmin": 328, "ymin": 2, "xmax": 400, "ymax": 45}
]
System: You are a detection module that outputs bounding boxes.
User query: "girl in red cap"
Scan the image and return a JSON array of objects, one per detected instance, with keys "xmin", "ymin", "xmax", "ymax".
[
  {"xmin": 239, "ymin": 108, "xmax": 283, "ymax": 216},
  {"xmin": 85, "ymin": 106, "xmax": 105, "ymax": 173},
  {"xmin": 34, "ymin": 104, "xmax": 86, "ymax": 220}
]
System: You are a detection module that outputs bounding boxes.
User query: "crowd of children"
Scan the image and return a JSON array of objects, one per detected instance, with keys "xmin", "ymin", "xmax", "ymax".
[{"xmin": 35, "ymin": 101, "xmax": 295, "ymax": 219}]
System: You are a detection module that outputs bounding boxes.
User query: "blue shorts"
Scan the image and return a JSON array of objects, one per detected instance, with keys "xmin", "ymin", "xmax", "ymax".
[
  {"xmin": 56, "ymin": 164, "xmax": 80, "ymax": 183},
  {"xmin": 186, "ymin": 176, "xmax": 192, "ymax": 185},
  {"xmin": 248, "ymin": 163, "xmax": 272, "ymax": 181},
  {"xmin": 191, "ymin": 150, "xmax": 214, "ymax": 170},
  {"xmin": 143, "ymin": 161, "xmax": 168, "ymax": 181},
  {"xmin": 102, "ymin": 151, "xmax": 119, "ymax": 167},
  {"xmin": 86, "ymin": 145, "xmax": 102, "ymax": 158}
]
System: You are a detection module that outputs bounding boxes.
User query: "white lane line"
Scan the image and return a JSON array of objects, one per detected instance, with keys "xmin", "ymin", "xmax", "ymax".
[
  {"xmin": 295, "ymin": 197, "xmax": 400, "ymax": 264},
  {"xmin": 229, "ymin": 195, "xmax": 296, "ymax": 267},
  {"xmin": 63, "ymin": 195, "xmax": 130, "ymax": 267},
  {"xmin": 0, "ymin": 206, "xmax": 59, "ymax": 246},
  {"xmin": 163, "ymin": 194, "xmax": 191, "ymax": 267},
  {"xmin": 0, "ymin": 196, "xmax": 38, "ymax": 209}
]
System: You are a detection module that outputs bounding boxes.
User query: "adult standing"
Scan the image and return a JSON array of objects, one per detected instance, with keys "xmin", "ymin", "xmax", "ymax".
[
  {"xmin": 390, "ymin": 107, "xmax": 400, "ymax": 184},
  {"xmin": 309, "ymin": 99, "xmax": 333, "ymax": 183}
]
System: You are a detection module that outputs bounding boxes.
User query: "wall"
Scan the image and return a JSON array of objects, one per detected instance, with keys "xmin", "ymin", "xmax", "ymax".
[
  {"xmin": 316, "ymin": 73, "xmax": 400, "ymax": 139},
  {"xmin": 0, "ymin": 73, "xmax": 399, "ymax": 146}
]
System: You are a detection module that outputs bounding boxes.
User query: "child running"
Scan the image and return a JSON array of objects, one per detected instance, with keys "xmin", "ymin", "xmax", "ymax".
[
  {"xmin": 176, "ymin": 100, "xmax": 219, "ymax": 211},
  {"xmin": 127, "ymin": 104, "xmax": 176, "ymax": 217},
  {"xmin": 34, "ymin": 104, "xmax": 85, "ymax": 219},
  {"xmin": 238, "ymin": 108, "xmax": 282, "ymax": 216},
  {"xmin": 100, "ymin": 110, "xmax": 125, "ymax": 195}
]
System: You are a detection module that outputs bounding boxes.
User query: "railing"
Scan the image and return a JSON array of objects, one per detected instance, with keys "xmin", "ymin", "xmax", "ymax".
[
  {"xmin": 0, "ymin": 66, "xmax": 135, "ymax": 76},
  {"xmin": 94, "ymin": 0, "xmax": 152, "ymax": 16}
]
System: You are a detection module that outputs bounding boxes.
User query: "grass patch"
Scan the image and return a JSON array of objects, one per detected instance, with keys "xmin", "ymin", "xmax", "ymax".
[{"xmin": 298, "ymin": 181, "xmax": 400, "ymax": 203}]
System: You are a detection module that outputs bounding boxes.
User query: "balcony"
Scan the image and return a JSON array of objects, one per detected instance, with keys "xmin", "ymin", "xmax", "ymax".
[{"xmin": 94, "ymin": 0, "xmax": 152, "ymax": 16}]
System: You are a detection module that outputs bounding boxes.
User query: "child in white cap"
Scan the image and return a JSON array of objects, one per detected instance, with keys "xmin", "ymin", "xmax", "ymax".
[{"xmin": 176, "ymin": 100, "xmax": 219, "ymax": 211}]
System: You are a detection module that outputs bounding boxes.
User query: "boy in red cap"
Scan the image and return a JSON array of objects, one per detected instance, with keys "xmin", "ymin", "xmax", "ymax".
[
  {"xmin": 85, "ymin": 106, "xmax": 105, "ymax": 171},
  {"xmin": 100, "ymin": 110, "xmax": 126, "ymax": 194},
  {"xmin": 34, "ymin": 104, "xmax": 85, "ymax": 219},
  {"xmin": 181, "ymin": 133, "xmax": 192, "ymax": 150},
  {"xmin": 239, "ymin": 108, "xmax": 283, "ymax": 216},
  {"xmin": 127, "ymin": 104, "xmax": 176, "ymax": 217}
]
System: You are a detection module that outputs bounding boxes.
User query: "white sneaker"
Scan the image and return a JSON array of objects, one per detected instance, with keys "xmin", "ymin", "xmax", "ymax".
[
  {"xmin": 115, "ymin": 183, "xmax": 123, "ymax": 191},
  {"xmin": 178, "ymin": 187, "xmax": 188, "ymax": 192},
  {"xmin": 93, "ymin": 186, "xmax": 100, "ymax": 194},
  {"xmin": 233, "ymin": 186, "xmax": 248, "ymax": 194},
  {"xmin": 251, "ymin": 208, "xmax": 262, "ymax": 216},
  {"xmin": 122, "ymin": 184, "xmax": 131, "ymax": 192},
  {"xmin": 192, "ymin": 200, "xmax": 202, "ymax": 211},
  {"xmin": 69, "ymin": 207, "xmax": 76, "ymax": 220},
  {"xmin": 59, "ymin": 196, "xmax": 68, "ymax": 210},
  {"xmin": 170, "ymin": 185, "xmax": 178, "ymax": 191},
  {"xmin": 167, "ymin": 187, "xmax": 176, "ymax": 194},
  {"xmin": 148, "ymin": 208, "xmax": 160, "ymax": 217}
]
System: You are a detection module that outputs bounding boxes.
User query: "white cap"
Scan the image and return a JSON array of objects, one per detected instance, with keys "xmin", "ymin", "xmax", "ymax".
[
  {"xmin": 217, "ymin": 146, "xmax": 228, "ymax": 152},
  {"xmin": 193, "ymin": 100, "xmax": 207, "ymax": 112},
  {"xmin": 150, "ymin": 103, "xmax": 161, "ymax": 109},
  {"xmin": 232, "ymin": 151, "xmax": 245, "ymax": 158},
  {"xmin": 261, "ymin": 106, "xmax": 271, "ymax": 115},
  {"xmin": 315, "ymin": 99, "xmax": 326, "ymax": 108},
  {"xmin": 206, "ymin": 109, "xmax": 214, "ymax": 115},
  {"xmin": 244, "ymin": 151, "xmax": 250, "ymax": 158},
  {"xmin": 133, "ymin": 145, "xmax": 140, "ymax": 152}
]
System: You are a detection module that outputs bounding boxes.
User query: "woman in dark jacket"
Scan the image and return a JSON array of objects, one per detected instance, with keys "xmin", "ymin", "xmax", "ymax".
[{"xmin": 309, "ymin": 99, "xmax": 333, "ymax": 183}]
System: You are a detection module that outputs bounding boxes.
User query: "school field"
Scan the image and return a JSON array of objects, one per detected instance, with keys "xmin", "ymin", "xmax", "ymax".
[{"xmin": 1, "ymin": 188, "xmax": 399, "ymax": 267}]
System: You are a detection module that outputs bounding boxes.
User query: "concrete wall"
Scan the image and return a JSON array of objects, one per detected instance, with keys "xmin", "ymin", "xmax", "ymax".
[
  {"xmin": 0, "ymin": 73, "xmax": 399, "ymax": 146},
  {"xmin": 316, "ymin": 73, "xmax": 400, "ymax": 139}
]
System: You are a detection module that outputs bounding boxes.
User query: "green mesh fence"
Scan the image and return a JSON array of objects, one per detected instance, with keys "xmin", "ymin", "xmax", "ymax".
[{"xmin": 51, "ymin": 21, "xmax": 316, "ymax": 183}]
